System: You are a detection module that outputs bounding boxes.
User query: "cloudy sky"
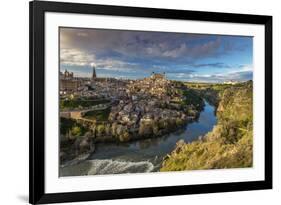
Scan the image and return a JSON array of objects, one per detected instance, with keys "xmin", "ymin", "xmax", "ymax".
[{"xmin": 60, "ymin": 27, "xmax": 253, "ymax": 83}]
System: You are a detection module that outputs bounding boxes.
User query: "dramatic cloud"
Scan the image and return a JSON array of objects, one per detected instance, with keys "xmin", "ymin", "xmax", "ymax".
[
  {"xmin": 60, "ymin": 48, "xmax": 95, "ymax": 66},
  {"xmin": 60, "ymin": 28, "xmax": 225, "ymax": 61},
  {"xmin": 61, "ymin": 48, "xmax": 140, "ymax": 71},
  {"xmin": 60, "ymin": 27, "xmax": 253, "ymax": 82}
]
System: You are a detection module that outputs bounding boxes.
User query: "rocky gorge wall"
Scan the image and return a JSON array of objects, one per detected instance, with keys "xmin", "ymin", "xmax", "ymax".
[{"xmin": 161, "ymin": 81, "xmax": 253, "ymax": 171}]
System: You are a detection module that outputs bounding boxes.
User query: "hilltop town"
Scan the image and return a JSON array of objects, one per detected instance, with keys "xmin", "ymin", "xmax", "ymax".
[{"xmin": 59, "ymin": 66, "xmax": 204, "ymax": 162}]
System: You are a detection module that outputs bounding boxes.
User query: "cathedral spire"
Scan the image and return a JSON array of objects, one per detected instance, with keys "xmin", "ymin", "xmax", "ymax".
[{"xmin": 92, "ymin": 65, "xmax": 97, "ymax": 79}]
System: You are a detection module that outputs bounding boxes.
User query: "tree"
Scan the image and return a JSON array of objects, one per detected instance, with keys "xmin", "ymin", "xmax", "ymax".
[{"xmin": 71, "ymin": 126, "xmax": 82, "ymax": 137}]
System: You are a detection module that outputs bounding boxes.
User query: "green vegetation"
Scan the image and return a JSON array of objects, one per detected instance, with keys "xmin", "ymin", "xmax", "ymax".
[
  {"xmin": 83, "ymin": 107, "xmax": 111, "ymax": 122},
  {"xmin": 161, "ymin": 81, "xmax": 253, "ymax": 171},
  {"xmin": 169, "ymin": 81, "xmax": 205, "ymax": 117},
  {"xmin": 182, "ymin": 89, "xmax": 204, "ymax": 110},
  {"xmin": 60, "ymin": 118, "xmax": 87, "ymax": 138},
  {"xmin": 60, "ymin": 97, "xmax": 110, "ymax": 110}
]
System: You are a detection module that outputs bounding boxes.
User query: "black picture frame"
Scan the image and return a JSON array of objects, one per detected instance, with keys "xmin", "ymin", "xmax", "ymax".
[{"xmin": 29, "ymin": 0, "xmax": 272, "ymax": 204}]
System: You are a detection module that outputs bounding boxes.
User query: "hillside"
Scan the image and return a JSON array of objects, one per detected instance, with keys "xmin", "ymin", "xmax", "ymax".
[{"xmin": 161, "ymin": 81, "xmax": 253, "ymax": 171}]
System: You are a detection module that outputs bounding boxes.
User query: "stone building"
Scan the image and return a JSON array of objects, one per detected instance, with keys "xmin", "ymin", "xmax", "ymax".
[{"xmin": 60, "ymin": 70, "xmax": 81, "ymax": 92}]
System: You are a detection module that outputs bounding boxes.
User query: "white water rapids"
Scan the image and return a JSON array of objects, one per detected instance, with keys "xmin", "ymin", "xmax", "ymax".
[{"xmin": 60, "ymin": 159, "xmax": 154, "ymax": 176}]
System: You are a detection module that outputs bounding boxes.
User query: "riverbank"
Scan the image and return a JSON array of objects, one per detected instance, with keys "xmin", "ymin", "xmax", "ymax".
[
  {"xmin": 60, "ymin": 100, "xmax": 217, "ymax": 176},
  {"xmin": 161, "ymin": 81, "xmax": 253, "ymax": 171}
]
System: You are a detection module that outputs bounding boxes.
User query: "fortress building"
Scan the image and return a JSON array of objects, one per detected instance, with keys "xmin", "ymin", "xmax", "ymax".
[
  {"xmin": 60, "ymin": 70, "xmax": 81, "ymax": 92},
  {"xmin": 61, "ymin": 69, "xmax": 74, "ymax": 79},
  {"xmin": 151, "ymin": 72, "xmax": 166, "ymax": 80}
]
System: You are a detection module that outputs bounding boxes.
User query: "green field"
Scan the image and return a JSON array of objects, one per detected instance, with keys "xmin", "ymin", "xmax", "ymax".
[
  {"xmin": 60, "ymin": 98, "xmax": 110, "ymax": 110},
  {"xmin": 83, "ymin": 107, "xmax": 111, "ymax": 122}
]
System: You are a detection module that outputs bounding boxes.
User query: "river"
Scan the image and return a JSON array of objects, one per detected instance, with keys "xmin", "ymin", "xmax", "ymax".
[{"xmin": 60, "ymin": 100, "xmax": 217, "ymax": 176}]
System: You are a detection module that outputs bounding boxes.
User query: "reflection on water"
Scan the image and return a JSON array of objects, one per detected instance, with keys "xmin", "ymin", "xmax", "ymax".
[
  {"xmin": 60, "ymin": 101, "xmax": 217, "ymax": 176},
  {"xmin": 89, "ymin": 101, "xmax": 217, "ymax": 169}
]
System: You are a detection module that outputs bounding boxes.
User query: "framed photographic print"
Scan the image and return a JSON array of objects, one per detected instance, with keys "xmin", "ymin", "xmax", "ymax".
[{"xmin": 29, "ymin": 0, "xmax": 272, "ymax": 204}]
